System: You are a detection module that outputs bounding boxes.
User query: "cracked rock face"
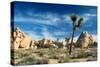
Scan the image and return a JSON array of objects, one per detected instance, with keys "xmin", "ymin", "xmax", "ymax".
[
  {"xmin": 76, "ymin": 32, "xmax": 96, "ymax": 48},
  {"xmin": 11, "ymin": 27, "xmax": 35, "ymax": 50}
]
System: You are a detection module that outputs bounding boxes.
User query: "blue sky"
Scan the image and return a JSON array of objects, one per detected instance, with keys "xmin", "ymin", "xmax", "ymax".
[{"xmin": 12, "ymin": 1, "xmax": 97, "ymax": 41}]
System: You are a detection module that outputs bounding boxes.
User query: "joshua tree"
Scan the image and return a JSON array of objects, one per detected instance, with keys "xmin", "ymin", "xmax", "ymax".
[{"xmin": 69, "ymin": 14, "xmax": 83, "ymax": 55}]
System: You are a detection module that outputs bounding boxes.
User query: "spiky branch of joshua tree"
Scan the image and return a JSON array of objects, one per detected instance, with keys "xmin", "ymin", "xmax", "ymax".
[{"xmin": 69, "ymin": 14, "xmax": 83, "ymax": 55}]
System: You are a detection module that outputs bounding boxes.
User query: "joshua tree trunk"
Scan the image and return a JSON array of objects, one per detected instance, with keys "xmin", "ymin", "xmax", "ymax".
[
  {"xmin": 69, "ymin": 14, "xmax": 83, "ymax": 55},
  {"xmin": 69, "ymin": 26, "xmax": 75, "ymax": 55}
]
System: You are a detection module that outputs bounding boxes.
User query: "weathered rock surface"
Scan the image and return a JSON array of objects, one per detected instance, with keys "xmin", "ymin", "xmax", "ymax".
[
  {"xmin": 11, "ymin": 27, "xmax": 36, "ymax": 50},
  {"xmin": 76, "ymin": 32, "xmax": 97, "ymax": 48}
]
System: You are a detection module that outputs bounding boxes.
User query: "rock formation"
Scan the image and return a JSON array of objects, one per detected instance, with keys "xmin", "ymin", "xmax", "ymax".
[
  {"xmin": 76, "ymin": 32, "xmax": 97, "ymax": 49},
  {"xmin": 11, "ymin": 27, "xmax": 36, "ymax": 50},
  {"xmin": 11, "ymin": 28, "xmax": 97, "ymax": 50}
]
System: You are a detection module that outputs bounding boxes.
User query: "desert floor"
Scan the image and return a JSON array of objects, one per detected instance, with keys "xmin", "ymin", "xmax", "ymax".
[{"xmin": 11, "ymin": 47, "xmax": 97, "ymax": 66}]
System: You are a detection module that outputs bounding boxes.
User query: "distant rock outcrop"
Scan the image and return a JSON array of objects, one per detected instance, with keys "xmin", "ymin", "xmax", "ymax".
[
  {"xmin": 76, "ymin": 32, "xmax": 97, "ymax": 49},
  {"xmin": 11, "ymin": 27, "xmax": 36, "ymax": 50}
]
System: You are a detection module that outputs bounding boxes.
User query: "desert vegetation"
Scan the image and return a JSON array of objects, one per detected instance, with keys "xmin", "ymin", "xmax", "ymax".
[
  {"xmin": 11, "ymin": 47, "xmax": 97, "ymax": 65},
  {"xmin": 11, "ymin": 14, "xmax": 97, "ymax": 66}
]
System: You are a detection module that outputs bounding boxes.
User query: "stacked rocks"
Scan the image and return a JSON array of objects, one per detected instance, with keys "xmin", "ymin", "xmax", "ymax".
[{"xmin": 11, "ymin": 27, "xmax": 36, "ymax": 50}]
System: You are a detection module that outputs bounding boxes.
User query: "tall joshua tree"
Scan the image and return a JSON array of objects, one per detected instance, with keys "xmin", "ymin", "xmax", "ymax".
[{"xmin": 69, "ymin": 14, "xmax": 83, "ymax": 55}]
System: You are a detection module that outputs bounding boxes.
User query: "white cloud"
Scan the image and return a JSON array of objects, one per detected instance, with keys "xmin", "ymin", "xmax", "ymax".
[
  {"xmin": 24, "ymin": 30, "xmax": 42, "ymax": 41},
  {"xmin": 14, "ymin": 11, "xmax": 72, "ymax": 26},
  {"xmin": 14, "ymin": 11, "xmax": 72, "ymax": 41},
  {"xmin": 82, "ymin": 13, "xmax": 97, "ymax": 22},
  {"xmin": 15, "ymin": 10, "xmax": 97, "ymax": 28},
  {"xmin": 53, "ymin": 31, "xmax": 67, "ymax": 36},
  {"xmin": 62, "ymin": 15, "xmax": 71, "ymax": 23},
  {"xmin": 14, "ymin": 15, "xmax": 59, "ymax": 26},
  {"xmin": 42, "ymin": 27, "xmax": 56, "ymax": 40},
  {"xmin": 83, "ymin": 13, "xmax": 96, "ymax": 17},
  {"xmin": 23, "ymin": 27, "xmax": 68, "ymax": 41}
]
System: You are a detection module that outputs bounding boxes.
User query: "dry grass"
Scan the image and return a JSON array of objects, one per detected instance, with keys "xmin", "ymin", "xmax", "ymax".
[{"xmin": 11, "ymin": 48, "xmax": 97, "ymax": 66}]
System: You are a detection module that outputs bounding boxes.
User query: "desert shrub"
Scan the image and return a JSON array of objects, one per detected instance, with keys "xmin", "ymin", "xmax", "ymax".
[
  {"xmin": 49, "ymin": 55, "xmax": 59, "ymax": 59},
  {"xmin": 17, "ymin": 57, "xmax": 48, "ymax": 65},
  {"xmin": 69, "ymin": 49, "xmax": 97, "ymax": 59},
  {"xmin": 72, "ymin": 51, "xmax": 94, "ymax": 59},
  {"xmin": 19, "ymin": 57, "xmax": 35, "ymax": 65},
  {"xmin": 11, "ymin": 50, "xmax": 23, "ymax": 59},
  {"xmin": 33, "ymin": 50, "xmax": 40, "ymax": 53},
  {"xmin": 89, "ymin": 42, "xmax": 97, "ymax": 48},
  {"xmin": 59, "ymin": 57, "xmax": 70, "ymax": 63},
  {"xmin": 36, "ymin": 59, "xmax": 48, "ymax": 64},
  {"xmin": 12, "ymin": 50, "xmax": 32, "ymax": 59},
  {"xmin": 38, "ymin": 52, "xmax": 44, "ymax": 57}
]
